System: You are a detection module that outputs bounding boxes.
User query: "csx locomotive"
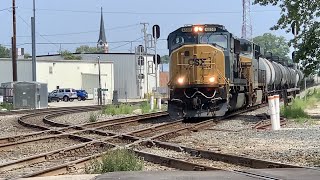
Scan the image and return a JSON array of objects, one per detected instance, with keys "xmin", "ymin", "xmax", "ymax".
[{"xmin": 167, "ymin": 24, "xmax": 303, "ymax": 118}]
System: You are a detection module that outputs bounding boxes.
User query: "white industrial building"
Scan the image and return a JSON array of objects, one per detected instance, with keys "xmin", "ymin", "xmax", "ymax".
[
  {"xmin": 37, "ymin": 53, "xmax": 158, "ymax": 99},
  {"xmin": 0, "ymin": 52, "xmax": 159, "ymax": 100},
  {"xmin": 0, "ymin": 58, "xmax": 114, "ymax": 100}
]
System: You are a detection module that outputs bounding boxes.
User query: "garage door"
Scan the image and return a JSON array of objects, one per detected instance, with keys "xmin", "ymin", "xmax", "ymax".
[{"xmin": 81, "ymin": 74, "xmax": 105, "ymax": 94}]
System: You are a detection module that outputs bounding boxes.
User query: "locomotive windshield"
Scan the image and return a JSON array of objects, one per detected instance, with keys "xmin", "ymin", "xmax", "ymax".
[
  {"xmin": 170, "ymin": 33, "xmax": 197, "ymax": 51},
  {"xmin": 199, "ymin": 34, "xmax": 228, "ymax": 49},
  {"xmin": 168, "ymin": 30, "xmax": 229, "ymax": 53}
]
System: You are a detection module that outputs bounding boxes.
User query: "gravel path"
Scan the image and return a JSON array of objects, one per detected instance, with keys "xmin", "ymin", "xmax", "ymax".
[
  {"xmin": 0, "ymin": 115, "xmax": 37, "ymax": 138},
  {"xmin": 0, "ymin": 137, "xmax": 81, "ymax": 165},
  {"xmin": 169, "ymin": 107, "xmax": 320, "ymax": 167}
]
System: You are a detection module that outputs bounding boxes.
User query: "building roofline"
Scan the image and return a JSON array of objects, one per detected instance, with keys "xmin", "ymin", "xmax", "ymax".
[
  {"xmin": 0, "ymin": 58, "xmax": 113, "ymax": 64},
  {"xmin": 36, "ymin": 52, "xmax": 155, "ymax": 57}
]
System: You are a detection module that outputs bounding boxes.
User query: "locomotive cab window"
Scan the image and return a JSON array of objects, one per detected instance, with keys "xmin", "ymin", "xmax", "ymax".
[
  {"xmin": 200, "ymin": 33, "xmax": 228, "ymax": 49},
  {"xmin": 169, "ymin": 33, "xmax": 197, "ymax": 52}
]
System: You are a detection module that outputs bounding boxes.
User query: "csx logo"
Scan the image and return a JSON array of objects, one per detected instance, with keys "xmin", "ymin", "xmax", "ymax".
[{"xmin": 188, "ymin": 58, "xmax": 206, "ymax": 66}]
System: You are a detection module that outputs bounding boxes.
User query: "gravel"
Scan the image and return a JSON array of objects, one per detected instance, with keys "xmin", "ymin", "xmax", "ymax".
[
  {"xmin": 168, "ymin": 106, "xmax": 320, "ymax": 167},
  {"xmin": 51, "ymin": 111, "xmax": 136, "ymax": 125},
  {"xmin": 0, "ymin": 137, "xmax": 81, "ymax": 164},
  {"xmin": 136, "ymin": 146, "xmax": 247, "ymax": 171},
  {"xmin": 143, "ymin": 161, "xmax": 177, "ymax": 171},
  {"xmin": 0, "ymin": 144, "xmax": 108, "ymax": 179},
  {"xmin": 0, "ymin": 115, "xmax": 37, "ymax": 138}
]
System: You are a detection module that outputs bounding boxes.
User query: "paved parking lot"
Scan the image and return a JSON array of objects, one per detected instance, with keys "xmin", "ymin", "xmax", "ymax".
[{"xmin": 48, "ymin": 99, "xmax": 98, "ymax": 108}]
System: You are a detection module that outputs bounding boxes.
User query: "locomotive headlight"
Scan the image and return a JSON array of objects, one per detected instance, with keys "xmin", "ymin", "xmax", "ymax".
[
  {"xmin": 209, "ymin": 77, "xmax": 215, "ymax": 83},
  {"xmin": 177, "ymin": 77, "xmax": 184, "ymax": 84},
  {"xmin": 193, "ymin": 26, "xmax": 203, "ymax": 32}
]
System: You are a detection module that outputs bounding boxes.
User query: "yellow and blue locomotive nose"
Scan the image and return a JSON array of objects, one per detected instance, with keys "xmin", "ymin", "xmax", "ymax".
[
  {"xmin": 168, "ymin": 44, "xmax": 229, "ymax": 118},
  {"xmin": 169, "ymin": 44, "xmax": 226, "ymax": 87}
]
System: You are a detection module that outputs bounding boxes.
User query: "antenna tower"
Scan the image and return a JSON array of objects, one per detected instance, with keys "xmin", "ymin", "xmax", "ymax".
[{"xmin": 242, "ymin": 0, "xmax": 253, "ymax": 40}]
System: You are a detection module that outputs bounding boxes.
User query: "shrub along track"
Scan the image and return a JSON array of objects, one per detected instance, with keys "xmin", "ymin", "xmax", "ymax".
[{"xmin": 0, "ymin": 104, "xmax": 314, "ymax": 179}]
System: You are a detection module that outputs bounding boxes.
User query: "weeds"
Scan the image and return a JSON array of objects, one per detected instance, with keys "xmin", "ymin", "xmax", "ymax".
[
  {"xmin": 103, "ymin": 104, "xmax": 134, "ymax": 115},
  {"xmin": 281, "ymin": 89, "xmax": 320, "ymax": 120},
  {"xmin": 85, "ymin": 149, "xmax": 143, "ymax": 173},
  {"xmin": 89, "ymin": 113, "xmax": 98, "ymax": 122},
  {"xmin": 0, "ymin": 102, "xmax": 13, "ymax": 111}
]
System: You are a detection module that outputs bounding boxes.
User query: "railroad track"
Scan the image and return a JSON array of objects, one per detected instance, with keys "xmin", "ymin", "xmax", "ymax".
[
  {"xmin": 0, "ymin": 105, "xmax": 100, "ymax": 116},
  {"xmin": 0, "ymin": 101, "xmax": 148, "ymax": 117},
  {"xmin": 0, "ymin": 104, "xmax": 313, "ymax": 179}
]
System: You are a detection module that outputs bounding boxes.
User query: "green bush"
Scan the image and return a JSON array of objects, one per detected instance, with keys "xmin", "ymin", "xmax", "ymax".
[
  {"xmin": 0, "ymin": 103, "xmax": 13, "ymax": 111},
  {"xmin": 85, "ymin": 149, "xmax": 143, "ymax": 173}
]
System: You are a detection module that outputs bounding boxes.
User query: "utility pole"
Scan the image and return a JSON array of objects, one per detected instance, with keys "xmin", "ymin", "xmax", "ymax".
[
  {"xmin": 97, "ymin": 56, "xmax": 102, "ymax": 105},
  {"xmin": 12, "ymin": 0, "xmax": 17, "ymax": 81},
  {"xmin": 31, "ymin": 0, "xmax": 37, "ymax": 81},
  {"xmin": 140, "ymin": 22, "xmax": 149, "ymax": 95}
]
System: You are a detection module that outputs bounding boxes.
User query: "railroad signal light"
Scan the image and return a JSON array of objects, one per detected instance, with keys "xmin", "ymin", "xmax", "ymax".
[
  {"xmin": 153, "ymin": 54, "xmax": 161, "ymax": 65},
  {"xmin": 138, "ymin": 74, "xmax": 145, "ymax": 79},
  {"xmin": 152, "ymin": 25, "xmax": 160, "ymax": 39},
  {"xmin": 138, "ymin": 56, "xmax": 144, "ymax": 66},
  {"xmin": 137, "ymin": 45, "xmax": 144, "ymax": 53},
  {"xmin": 292, "ymin": 51, "xmax": 296, "ymax": 62},
  {"xmin": 291, "ymin": 21, "xmax": 300, "ymax": 35}
]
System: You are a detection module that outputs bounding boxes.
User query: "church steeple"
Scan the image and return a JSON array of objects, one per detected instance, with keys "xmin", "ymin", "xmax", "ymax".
[{"xmin": 97, "ymin": 7, "xmax": 108, "ymax": 53}]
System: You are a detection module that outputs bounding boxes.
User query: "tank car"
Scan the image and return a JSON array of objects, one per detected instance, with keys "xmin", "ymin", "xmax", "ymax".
[{"xmin": 167, "ymin": 24, "xmax": 302, "ymax": 119}]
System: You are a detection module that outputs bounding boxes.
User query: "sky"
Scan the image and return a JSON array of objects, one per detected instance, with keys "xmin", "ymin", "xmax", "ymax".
[{"xmin": 0, "ymin": 0, "xmax": 294, "ymax": 56}]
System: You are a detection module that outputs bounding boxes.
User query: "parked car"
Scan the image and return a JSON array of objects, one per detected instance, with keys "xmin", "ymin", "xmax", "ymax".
[
  {"xmin": 76, "ymin": 90, "xmax": 88, "ymax": 101},
  {"xmin": 48, "ymin": 88, "xmax": 78, "ymax": 102},
  {"xmin": 48, "ymin": 90, "xmax": 60, "ymax": 102}
]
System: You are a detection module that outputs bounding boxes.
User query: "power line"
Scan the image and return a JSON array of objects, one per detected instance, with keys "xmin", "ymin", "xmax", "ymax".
[
  {"xmin": 109, "ymin": 37, "xmax": 143, "ymax": 50},
  {"xmin": 17, "ymin": 14, "xmax": 60, "ymax": 49},
  {"xmin": 0, "ymin": 8, "xmax": 11, "ymax": 12},
  {"xmin": 0, "ymin": 40, "xmax": 144, "ymax": 47},
  {"xmin": 19, "ymin": 7, "xmax": 279, "ymax": 15},
  {"xmin": 17, "ymin": 23, "xmax": 140, "ymax": 37}
]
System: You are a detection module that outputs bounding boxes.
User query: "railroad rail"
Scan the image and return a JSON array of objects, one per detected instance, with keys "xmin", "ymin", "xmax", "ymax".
[{"xmin": 0, "ymin": 104, "xmax": 313, "ymax": 179}]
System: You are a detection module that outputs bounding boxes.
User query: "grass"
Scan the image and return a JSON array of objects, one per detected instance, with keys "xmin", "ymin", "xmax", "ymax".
[
  {"xmin": 85, "ymin": 149, "xmax": 143, "ymax": 173},
  {"xmin": 102, "ymin": 100, "xmax": 165, "ymax": 115},
  {"xmin": 0, "ymin": 102, "xmax": 13, "ymax": 111},
  {"xmin": 281, "ymin": 89, "xmax": 320, "ymax": 121},
  {"xmin": 103, "ymin": 104, "xmax": 134, "ymax": 115},
  {"xmin": 89, "ymin": 112, "xmax": 98, "ymax": 122}
]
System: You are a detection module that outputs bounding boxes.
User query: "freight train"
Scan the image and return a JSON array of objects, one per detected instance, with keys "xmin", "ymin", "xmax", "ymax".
[{"xmin": 167, "ymin": 24, "xmax": 303, "ymax": 119}]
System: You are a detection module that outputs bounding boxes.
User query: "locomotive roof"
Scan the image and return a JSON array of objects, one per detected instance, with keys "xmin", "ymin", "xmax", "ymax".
[{"xmin": 169, "ymin": 24, "xmax": 230, "ymax": 36}]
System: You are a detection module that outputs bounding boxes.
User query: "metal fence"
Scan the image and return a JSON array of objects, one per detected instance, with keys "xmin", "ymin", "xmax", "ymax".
[{"xmin": 0, "ymin": 87, "xmax": 13, "ymax": 103}]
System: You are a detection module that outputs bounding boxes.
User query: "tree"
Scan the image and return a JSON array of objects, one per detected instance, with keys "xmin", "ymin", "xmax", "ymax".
[
  {"xmin": 253, "ymin": 0, "xmax": 320, "ymax": 75},
  {"xmin": 76, "ymin": 45, "xmax": 104, "ymax": 53},
  {"xmin": 0, "ymin": 45, "xmax": 10, "ymax": 58},
  {"xmin": 24, "ymin": 53, "xmax": 30, "ymax": 59},
  {"xmin": 253, "ymin": 33, "xmax": 290, "ymax": 61},
  {"xmin": 60, "ymin": 50, "xmax": 82, "ymax": 60},
  {"xmin": 161, "ymin": 55, "xmax": 170, "ymax": 64}
]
